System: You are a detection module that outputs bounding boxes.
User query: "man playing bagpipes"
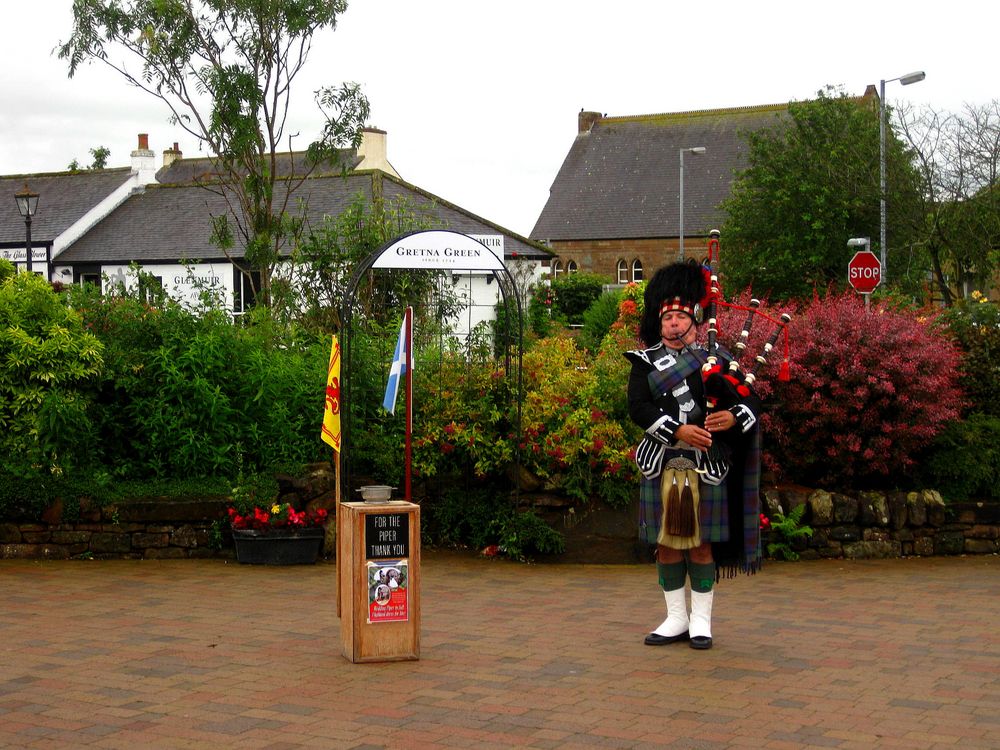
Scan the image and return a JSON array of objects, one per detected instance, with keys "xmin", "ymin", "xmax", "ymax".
[{"xmin": 624, "ymin": 252, "xmax": 787, "ymax": 650}]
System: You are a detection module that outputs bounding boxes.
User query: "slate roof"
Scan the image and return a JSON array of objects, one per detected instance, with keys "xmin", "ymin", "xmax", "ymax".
[
  {"xmin": 58, "ymin": 171, "xmax": 550, "ymax": 264},
  {"xmin": 155, "ymin": 149, "xmax": 363, "ymax": 185},
  {"xmin": 530, "ymin": 104, "xmax": 791, "ymax": 242},
  {"xmin": 0, "ymin": 168, "xmax": 133, "ymax": 245}
]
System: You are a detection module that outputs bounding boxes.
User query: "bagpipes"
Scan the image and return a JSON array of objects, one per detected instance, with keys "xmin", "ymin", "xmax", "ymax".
[
  {"xmin": 696, "ymin": 230, "xmax": 791, "ymax": 412},
  {"xmin": 653, "ymin": 235, "xmax": 791, "ymax": 540}
]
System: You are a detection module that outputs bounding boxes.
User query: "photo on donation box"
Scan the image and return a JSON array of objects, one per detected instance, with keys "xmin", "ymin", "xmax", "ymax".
[{"xmin": 366, "ymin": 560, "xmax": 409, "ymax": 624}]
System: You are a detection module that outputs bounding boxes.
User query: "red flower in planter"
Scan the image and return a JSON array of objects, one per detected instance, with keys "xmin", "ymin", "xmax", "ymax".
[{"xmin": 228, "ymin": 503, "xmax": 328, "ymax": 531}]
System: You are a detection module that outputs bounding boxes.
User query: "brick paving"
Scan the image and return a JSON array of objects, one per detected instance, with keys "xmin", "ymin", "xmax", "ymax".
[{"xmin": 1, "ymin": 553, "xmax": 998, "ymax": 749}]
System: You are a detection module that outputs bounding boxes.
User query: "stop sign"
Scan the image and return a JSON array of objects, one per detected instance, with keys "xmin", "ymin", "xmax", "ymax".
[{"xmin": 848, "ymin": 251, "xmax": 882, "ymax": 294}]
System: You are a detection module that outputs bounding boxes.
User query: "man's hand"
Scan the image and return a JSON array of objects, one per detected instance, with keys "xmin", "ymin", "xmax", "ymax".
[
  {"xmin": 705, "ymin": 411, "xmax": 735, "ymax": 432},
  {"xmin": 675, "ymin": 424, "xmax": 712, "ymax": 450}
]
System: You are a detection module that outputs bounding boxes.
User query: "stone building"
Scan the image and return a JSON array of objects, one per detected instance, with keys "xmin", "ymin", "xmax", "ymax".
[{"xmin": 531, "ymin": 102, "xmax": 800, "ymax": 282}]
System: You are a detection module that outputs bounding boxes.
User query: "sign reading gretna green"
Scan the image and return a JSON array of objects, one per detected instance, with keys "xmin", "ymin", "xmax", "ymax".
[
  {"xmin": 371, "ymin": 230, "xmax": 505, "ymax": 271},
  {"xmin": 365, "ymin": 513, "xmax": 409, "ymax": 559}
]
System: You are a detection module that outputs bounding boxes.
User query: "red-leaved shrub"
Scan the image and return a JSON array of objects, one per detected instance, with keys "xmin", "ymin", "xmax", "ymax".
[{"xmin": 763, "ymin": 291, "xmax": 964, "ymax": 488}]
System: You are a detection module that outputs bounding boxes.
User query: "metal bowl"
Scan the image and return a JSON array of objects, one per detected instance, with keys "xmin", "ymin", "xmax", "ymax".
[{"xmin": 358, "ymin": 485, "xmax": 395, "ymax": 502}]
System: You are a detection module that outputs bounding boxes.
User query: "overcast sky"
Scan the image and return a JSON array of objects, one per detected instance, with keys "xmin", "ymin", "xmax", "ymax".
[{"xmin": 1, "ymin": 0, "xmax": 996, "ymax": 237}]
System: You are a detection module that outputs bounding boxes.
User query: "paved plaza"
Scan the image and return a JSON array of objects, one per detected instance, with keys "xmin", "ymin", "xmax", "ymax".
[{"xmin": 1, "ymin": 552, "xmax": 998, "ymax": 749}]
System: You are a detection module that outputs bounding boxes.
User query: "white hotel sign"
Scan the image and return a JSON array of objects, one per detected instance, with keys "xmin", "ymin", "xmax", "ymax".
[{"xmin": 372, "ymin": 231, "xmax": 505, "ymax": 271}]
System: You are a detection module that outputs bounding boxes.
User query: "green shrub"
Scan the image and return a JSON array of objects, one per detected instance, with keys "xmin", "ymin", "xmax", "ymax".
[
  {"xmin": 579, "ymin": 289, "xmax": 623, "ymax": 353},
  {"xmin": 490, "ymin": 507, "xmax": 565, "ymax": 560},
  {"xmin": 922, "ymin": 412, "xmax": 1000, "ymax": 500},
  {"xmin": 550, "ymin": 272, "xmax": 610, "ymax": 325},
  {"xmin": 941, "ymin": 292, "xmax": 1000, "ymax": 417},
  {"xmin": 421, "ymin": 485, "xmax": 503, "ymax": 549},
  {"xmin": 421, "ymin": 485, "xmax": 565, "ymax": 560},
  {"xmin": 0, "ymin": 272, "xmax": 103, "ymax": 477},
  {"xmin": 66, "ymin": 285, "xmax": 329, "ymax": 481},
  {"xmin": 528, "ymin": 285, "xmax": 557, "ymax": 338},
  {"xmin": 763, "ymin": 504, "xmax": 814, "ymax": 561}
]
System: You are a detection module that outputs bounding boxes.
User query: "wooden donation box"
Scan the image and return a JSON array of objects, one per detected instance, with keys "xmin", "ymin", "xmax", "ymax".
[{"xmin": 339, "ymin": 501, "xmax": 420, "ymax": 663}]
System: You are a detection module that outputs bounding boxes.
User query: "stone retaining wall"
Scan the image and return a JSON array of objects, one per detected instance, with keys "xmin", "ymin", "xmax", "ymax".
[
  {"xmin": 0, "ymin": 498, "xmax": 234, "ymax": 560},
  {"xmin": 762, "ymin": 488, "xmax": 999, "ymax": 559},
  {"xmin": 2, "ymin": 489, "xmax": 997, "ymax": 562},
  {"xmin": 531, "ymin": 488, "xmax": 999, "ymax": 563}
]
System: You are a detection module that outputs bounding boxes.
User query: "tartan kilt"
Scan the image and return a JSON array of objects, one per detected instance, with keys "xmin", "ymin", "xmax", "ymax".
[{"xmin": 638, "ymin": 473, "xmax": 729, "ymax": 546}]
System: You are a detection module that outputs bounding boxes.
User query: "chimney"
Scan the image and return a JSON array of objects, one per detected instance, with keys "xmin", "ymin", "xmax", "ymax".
[
  {"xmin": 162, "ymin": 142, "xmax": 183, "ymax": 169},
  {"xmin": 578, "ymin": 110, "xmax": 603, "ymax": 134},
  {"xmin": 131, "ymin": 133, "xmax": 157, "ymax": 184},
  {"xmin": 355, "ymin": 127, "xmax": 400, "ymax": 178}
]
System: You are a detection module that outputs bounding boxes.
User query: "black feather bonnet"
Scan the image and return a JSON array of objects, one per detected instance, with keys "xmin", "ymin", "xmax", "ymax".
[{"xmin": 639, "ymin": 260, "xmax": 709, "ymax": 347}]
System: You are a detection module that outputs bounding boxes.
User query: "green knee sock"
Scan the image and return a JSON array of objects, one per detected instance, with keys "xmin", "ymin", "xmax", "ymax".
[
  {"xmin": 688, "ymin": 561, "xmax": 716, "ymax": 593},
  {"xmin": 656, "ymin": 561, "xmax": 687, "ymax": 591}
]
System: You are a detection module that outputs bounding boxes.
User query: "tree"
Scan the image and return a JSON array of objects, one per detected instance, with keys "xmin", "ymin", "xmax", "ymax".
[
  {"xmin": 68, "ymin": 146, "xmax": 111, "ymax": 172},
  {"xmin": 897, "ymin": 101, "xmax": 1000, "ymax": 305},
  {"xmin": 59, "ymin": 0, "xmax": 370, "ymax": 306},
  {"xmin": 288, "ymin": 191, "xmax": 452, "ymax": 334},
  {"xmin": 721, "ymin": 87, "xmax": 924, "ymax": 301}
]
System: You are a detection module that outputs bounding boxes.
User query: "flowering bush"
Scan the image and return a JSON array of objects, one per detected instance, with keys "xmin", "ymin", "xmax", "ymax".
[
  {"xmin": 940, "ymin": 291, "xmax": 1000, "ymax": 417},
  {"xmin": 763, "ymin": 290, "xmax": 964, "ymax": 488},
  {"xmin": 519, "ymin": 335, "xmax": 637, "ymax": 505},
  {"xmin": 411, "ymin": 348, "xmax": 514, "ymax": 481},
  {"xmin": 228, "ymin": 502, "xmax": 328, "ymax": 530},
  {"xmin": 409, "ymin": 335, "xmax": 637, "ymax": 507}
]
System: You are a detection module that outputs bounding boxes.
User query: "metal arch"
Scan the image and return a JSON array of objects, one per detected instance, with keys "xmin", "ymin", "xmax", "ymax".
[{"xmin": 339, "ymin": 230, "xmax": 524, "ymax": 500}]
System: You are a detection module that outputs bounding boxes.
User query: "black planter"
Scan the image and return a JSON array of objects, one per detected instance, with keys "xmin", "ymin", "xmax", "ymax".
[{"xmin": 232, "ymin": 527, "xmax": 324, "ymax": 565}]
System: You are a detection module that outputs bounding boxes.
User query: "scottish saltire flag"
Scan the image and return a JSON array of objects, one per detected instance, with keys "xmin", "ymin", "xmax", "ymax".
[
  {"xmin": 382, "ymin": 317, "xmax": 408, "ymax": 414},
  {"xmin": 321, "ymin": 335, "xmax": 342, "ymax": 451}
]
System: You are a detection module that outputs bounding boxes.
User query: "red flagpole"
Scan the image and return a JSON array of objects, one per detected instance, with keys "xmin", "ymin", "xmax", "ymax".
[{"xmin": 404, "ymin": 306, "xmax": 413, "ymax": 501}]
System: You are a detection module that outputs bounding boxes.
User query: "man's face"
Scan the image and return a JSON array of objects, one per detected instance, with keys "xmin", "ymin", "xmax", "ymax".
[{"xmin": 660, "ymin": 310, "xmax": 696, "ymax": 350}]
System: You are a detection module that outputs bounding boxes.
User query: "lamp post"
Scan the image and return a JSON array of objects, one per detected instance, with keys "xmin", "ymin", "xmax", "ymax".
[
  {"xmin": 880, "ymin": 70, "xmax": 925, "ymax": 284},
  {"xmin": 679, "ymin": 146, "xmax": 706, "ymax": 260},
  {"xmin": 14, "ymin": 184, "xmax": 39, "ymax": 274}
]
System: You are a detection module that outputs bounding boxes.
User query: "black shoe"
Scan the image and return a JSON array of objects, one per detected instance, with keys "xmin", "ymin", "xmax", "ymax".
[
  {"xmin": 689, "ymin": 635, "xmax": 713, "ymax": 650},
  {"xmin": 644, "ymin": 631, "xmax": 689, "ymax": 646}
]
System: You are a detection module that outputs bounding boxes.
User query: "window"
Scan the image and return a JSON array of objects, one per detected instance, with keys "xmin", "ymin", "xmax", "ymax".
[
  {"xmin": 617, "ymin": 259, "xmax": 628, "ymax": 284},
  {"xmin": 566, "ymin": 260, "xmax": 578, "ymax": 275},
  {"xmin": 551, "ymin": 260, "xmax": 562, "ymax": 279},
  {"xmin": 631, "ymin": 259, "xmax": 644, "ymax": 282},
  {"xmin": 234, "ymin": 266, "xmax": 263, "ymax": 314},
  {"xmin": 137, "ymin": 274, "xmax": 163, "ymax": 303}
]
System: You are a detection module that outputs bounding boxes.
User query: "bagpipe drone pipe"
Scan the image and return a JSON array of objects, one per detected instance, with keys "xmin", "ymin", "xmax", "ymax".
[{"xmin": 692, "ymin": 230, "xmax": 791, "ymax": 416}]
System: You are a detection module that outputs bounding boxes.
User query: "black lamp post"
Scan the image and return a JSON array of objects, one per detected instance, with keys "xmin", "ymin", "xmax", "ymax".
[{"xmin": 14, "ymin": 184, "xmax": 39, "ymax": 274}]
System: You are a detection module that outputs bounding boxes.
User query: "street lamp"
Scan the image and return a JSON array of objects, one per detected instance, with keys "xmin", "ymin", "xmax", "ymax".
[
  {"xmin": 880, "ymin": 70, "xmax": 925, "ymax": 284},
  {"xmin": 14, "ymin": 184, "xmax": 39, "ymax": 274},
  {"xmin": 679, "ymin": 146, "xmax": 706, "ymax": 260}
]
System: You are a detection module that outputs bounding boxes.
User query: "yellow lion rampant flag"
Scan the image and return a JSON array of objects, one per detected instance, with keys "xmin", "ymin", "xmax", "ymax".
[{"xmin": 321, "ymin": 335, "xmax": 342, "ymax": 452}]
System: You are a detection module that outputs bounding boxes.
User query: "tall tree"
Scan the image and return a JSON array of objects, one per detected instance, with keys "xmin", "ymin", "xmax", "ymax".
[
  {"xmin": 897, "ymin": 101, "xmax": 1000, "ymax": 305},
  {"xmin": 58, "ymin": 0, "xmax": 370, "ymax": 306},
  {"xmin": 721, "ymin": 87, "xmax": 924, "ymax": 301}
]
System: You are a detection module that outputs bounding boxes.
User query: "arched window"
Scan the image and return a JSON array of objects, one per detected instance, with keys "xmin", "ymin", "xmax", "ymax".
[
  {"xmin": 631, "ymin": 259, "xmax": 644, "ymax": 282},
  {"xmin": 551, "ymin": 260, "xmax": 562, "ymax": 279},
  {"xmin": 567, "ymin": 260, "xmax": 578, "ymax": 275},
  {"xmin": 617, "ymin": 259, "xmax": 628, "ymax": 284}
]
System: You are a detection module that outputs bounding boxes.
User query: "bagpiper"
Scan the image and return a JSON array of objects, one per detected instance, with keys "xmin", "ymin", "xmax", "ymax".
[{"xmin": 624, "ymin": 256, "xmax": 775, "ymax": 650}]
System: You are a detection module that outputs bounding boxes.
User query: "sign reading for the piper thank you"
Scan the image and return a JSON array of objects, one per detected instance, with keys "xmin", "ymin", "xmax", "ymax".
[{"xmin": 365, "ymin": 513, "xmax": 409, "ymax": 559}]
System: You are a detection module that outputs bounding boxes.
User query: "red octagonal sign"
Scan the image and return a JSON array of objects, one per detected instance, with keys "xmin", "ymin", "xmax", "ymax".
[{"xmin": 848, "ymin": 251, "xmax": 882, "ymax": 294}]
